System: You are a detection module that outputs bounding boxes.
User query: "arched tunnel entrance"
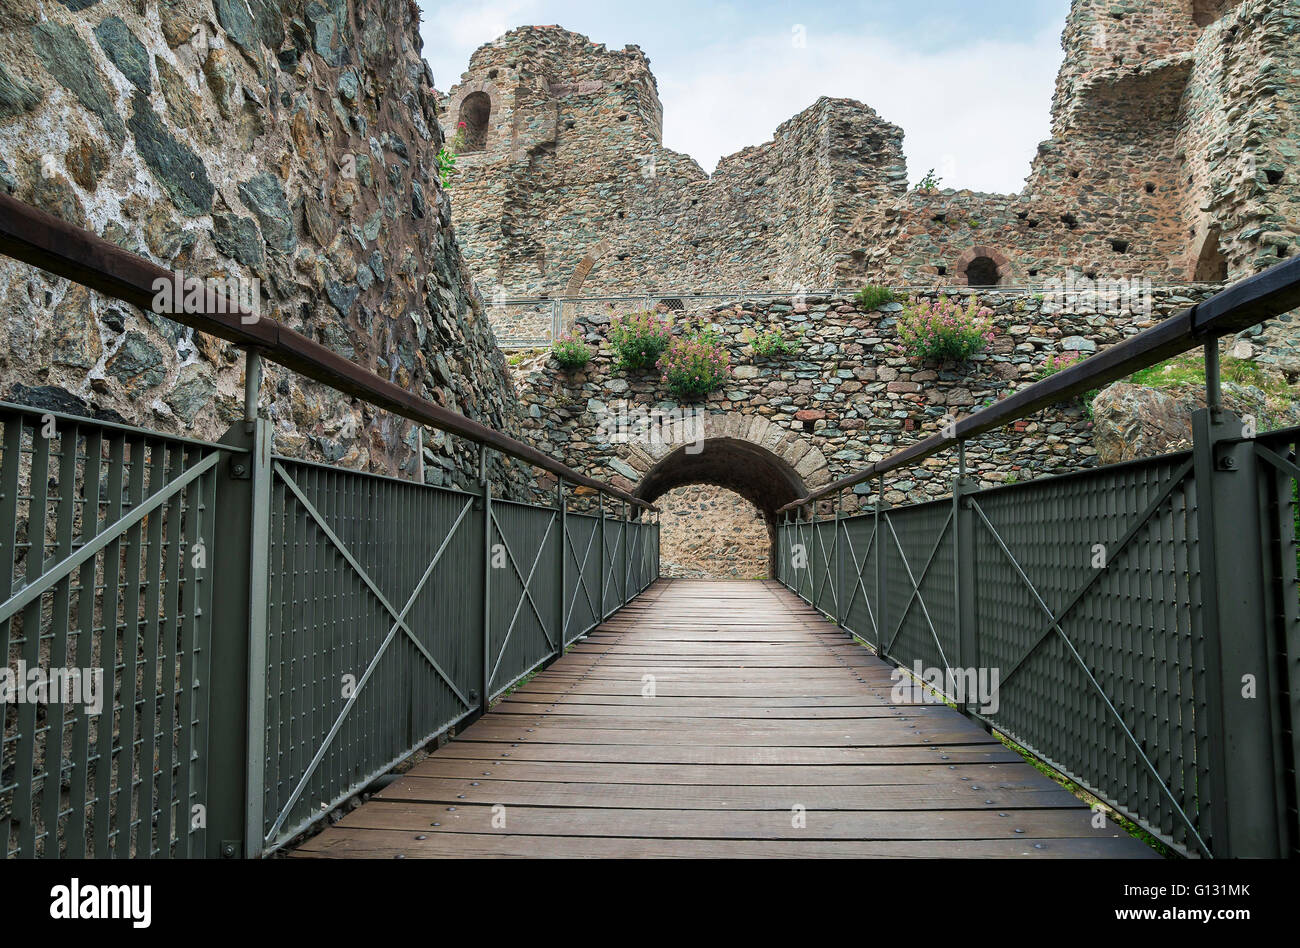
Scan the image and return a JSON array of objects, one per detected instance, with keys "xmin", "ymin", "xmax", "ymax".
[{"xmin": 632, "ymin": 437, "xmax": 810, "ymax": 577}]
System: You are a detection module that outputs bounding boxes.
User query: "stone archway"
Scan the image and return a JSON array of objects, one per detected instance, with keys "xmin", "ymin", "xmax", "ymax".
[
  {"xmin": 444, "ymin": 80, "xmax": 501, "ymax": 153},
  {"xmin": 560, "ymin": 239, "xmax": 612, "ymax": 333},
  {"xmin": 613, "ymin": 411, "xmax": 831, "ymax": 575},
  {"xmin": 954, "ymin": 246, "xmax": 1012, "ymax": 286}
]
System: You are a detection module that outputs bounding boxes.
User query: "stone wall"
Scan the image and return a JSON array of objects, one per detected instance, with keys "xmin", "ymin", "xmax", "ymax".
[
  {"xmin": 440, "ymin": 27, "xmax": 908, "ymax": 300},
  {"xmin": 512, "ymin": 286, "xmax": 1222, "ymax": 517},
  {"xmin": 657, "ymin": 485, "xmax": 769, "ymax": 579},
  {"xmin": 442, "ymin": 1, "xmax": 1298, "ymax": 310},
  {"xmin": 0, "ymin": 0, "xmax": 537, "ymax": 499}
]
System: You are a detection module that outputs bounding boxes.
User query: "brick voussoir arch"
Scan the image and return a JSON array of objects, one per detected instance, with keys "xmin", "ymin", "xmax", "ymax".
[
  {"xmin": 954, "ymin": 245, "xmax": 1013, "ymax": 285},
  {"xmin": 615, "ymin": 410, "xmax": 831, "ymax": 505}
]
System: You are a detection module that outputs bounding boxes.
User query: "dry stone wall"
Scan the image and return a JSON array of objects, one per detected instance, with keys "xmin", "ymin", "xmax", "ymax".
[
  {"xmin": 0, "ymin": 0, "xmax": 538, "ymax": 498},
  {"xmin": 514, "ymin": 286, "xmax": 1224, "ymax": 517},
  {"xmin": 657, "ymin": 485, "xmax": 769, "ymax": 579}
]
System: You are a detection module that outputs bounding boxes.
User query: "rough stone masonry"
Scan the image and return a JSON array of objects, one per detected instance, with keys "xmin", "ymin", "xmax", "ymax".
[
  {"xmin": 438, "ymin": 0, "xmax": 1300, "ymax": 575},
  {"xmin": 0, "ymin": 0, "xmax": 538, "ymax": 499}
]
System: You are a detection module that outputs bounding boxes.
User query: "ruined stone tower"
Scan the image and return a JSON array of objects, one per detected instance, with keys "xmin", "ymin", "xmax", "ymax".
[
  {"xmin": 440, "ymin": 26, "xmax": 910, "ymax": 298},
  {"xmin": 442, "ymin": 0, "xmax": 1298, "ymax": 301}
]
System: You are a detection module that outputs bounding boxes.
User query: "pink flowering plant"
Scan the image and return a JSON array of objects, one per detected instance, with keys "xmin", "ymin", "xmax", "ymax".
[
  {"xmin": 551, "ymin": 331, "xmax": 592, "ymax": 371},
  {"xmin": 894, "ymin": 294, "xmax": 995, "ymax": 365},
  {"xmin": 657, "ymin": 324, "xmax": 731, "ymax": 401},
  {"xmin": 607, "ymin": 309, "xmax": 673, "ymax": 371},
  {"xmin": 1037, "ymin": 350, "xmax": 1098, "ymax": 414}
]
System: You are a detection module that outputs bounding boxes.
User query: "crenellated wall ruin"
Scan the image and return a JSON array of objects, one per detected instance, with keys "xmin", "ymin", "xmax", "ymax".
[{"xmin": 442, "ymin": 0, "xmax": 1298, "ymax": 303}]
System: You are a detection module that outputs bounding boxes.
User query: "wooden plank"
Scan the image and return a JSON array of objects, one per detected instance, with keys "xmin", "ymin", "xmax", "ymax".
[
  {"xmin": 375, "ymin": 777, "xmax": 1085, "ymax": 810},
  {"xmin": 333, "ymin": 801, "xmax": 1150, "ymax": 844},
  {"xmin": 290, "ymin": 829, "xmax": 1155, "ymax": 859},
  {"xmin": 293, "ymin": 579, "xmax": 1157, "ymax": 859}
]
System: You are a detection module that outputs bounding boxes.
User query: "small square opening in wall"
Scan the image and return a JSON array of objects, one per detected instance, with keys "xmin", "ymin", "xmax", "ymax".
[
  {"xmin": 1265, "ymin": 169, "xmax": 1283, "ymax": 186},
  {"xmin": 802, "ymin": 419, "xmax": 816, "ymax": 433},
  {"xmin": 936, "ymin": 266, "xmax": 947, "ymax": 276},
  {"xmin": 1110, "ymin": 239, "xmax": 1130, "ymax": 253}
]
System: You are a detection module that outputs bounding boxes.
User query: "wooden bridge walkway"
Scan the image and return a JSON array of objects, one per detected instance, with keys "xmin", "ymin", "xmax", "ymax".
[{"xmin": 291, "ymin": 580, "xmax": 1156, "ymax": 858}]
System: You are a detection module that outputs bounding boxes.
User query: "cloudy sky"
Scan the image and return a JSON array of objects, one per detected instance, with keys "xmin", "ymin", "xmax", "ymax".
[{"xmin": 417, "ymin": 0, "xmax": 1071, "ymax": 194}]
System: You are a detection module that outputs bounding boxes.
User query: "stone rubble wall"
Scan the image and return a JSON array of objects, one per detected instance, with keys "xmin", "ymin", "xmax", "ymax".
[
  {"xmin": 443, "ymin": 2, "xmax": 1298, "ymax": 315},
  {"xmin": 657, "ymin": 485, "xmax": 769, "ymax": 579},
  {"xmin": 0, "ymin": 0, "xmax": 539, "ymax": 499},
  {"xmin": 513, "ymin": 287, "xmax": 1223, "ymax": 514}
]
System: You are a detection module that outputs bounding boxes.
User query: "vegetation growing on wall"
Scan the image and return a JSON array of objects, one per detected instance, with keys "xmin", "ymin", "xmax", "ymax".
[
  {"xmin": 658, "ymin": 325, "xmax": 730, "ymax": 401},
  {"xmin": 607, "ymin": 310, "xmax": 674, "ymax": 371},
  {"xmin": 894, "ymin": 295, "xmax": 995, "ymax": 366}
]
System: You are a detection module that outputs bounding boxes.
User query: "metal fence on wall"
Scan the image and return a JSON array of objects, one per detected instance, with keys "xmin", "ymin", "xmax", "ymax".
[
  {"xmin": 0, "ymin": 400, "xmax": 659, "ymax": 859},
  {"xmin": 776, "ymin": 425, "xmax": 1300, "ymax": 859}
]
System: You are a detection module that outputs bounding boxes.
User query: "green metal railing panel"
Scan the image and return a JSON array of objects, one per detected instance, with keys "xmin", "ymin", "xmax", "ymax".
[
  {"xmin": 0, "ymin": 403, "xmax": 221, "ymax": 858},
  {"xmin": 262, "ymin": 459, "xmax": 482, "ymax": 851},
  {"xmin": 487, "ymin": 499, "xmax": 560, "ymax": 698},
  {"xmin": 0, "ymin": 406, "xmax": 661, "ymax": 860},
  {"xmin": 841, "ymin": 516, "xmax": 879, "ymax": 648},
  {"xmin": 882, "ymin": 500, "xmax": 956, "ymax": 675},
  {"xmin": 603, "ymin": 519, "xmax": 626, "ymax": 617},
  {"xmin": 775, "ymin": 447, "xmax": 1279, "ymax": 858},
  {"xmin": 562, "ymin": 513, "xmax": 601, "ymax": 644},
  {"xmin": 969, "ymin": 453, "xmax": 1206, "ymax": 855}
]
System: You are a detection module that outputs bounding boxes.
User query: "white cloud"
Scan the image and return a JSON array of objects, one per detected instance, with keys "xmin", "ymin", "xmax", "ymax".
[
  {"xmin": 657, "ymin": 24, "xmax": 1064, "ymax": 193},
  {"xmin": 420, "ymin": 0, "xmax": 541, "ymax": 87},
  {"xmin": 417, "ymin": 7, "xmax": 1064, "ymax": 194}
]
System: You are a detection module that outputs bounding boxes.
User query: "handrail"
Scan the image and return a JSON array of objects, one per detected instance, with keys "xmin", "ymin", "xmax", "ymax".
[
  {"xmin": 778, "ymin": 254, "xmax": 1300, "ymax": 513},
  {"xmin": 0, "ymin": 192, "xmax": 653, "ymax": 510}
]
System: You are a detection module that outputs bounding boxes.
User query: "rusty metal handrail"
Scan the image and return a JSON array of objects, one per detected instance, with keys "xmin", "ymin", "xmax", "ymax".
[
  {"xmin": 778, "ymin": 254, "xmax": 1300, "ymax": 513},
  {"xmin": 0, "ymin": 192, "xmax": 652, "ymax": 510}
]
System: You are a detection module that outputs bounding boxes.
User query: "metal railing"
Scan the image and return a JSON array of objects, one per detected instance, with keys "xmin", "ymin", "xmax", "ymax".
[
  {"xmin": 0, "ymin": 195, "xmax": 661, "ymax": 858},
  {"xmin": 775, "ymin": 255, "xmax": 1300, "ymax": 859}
]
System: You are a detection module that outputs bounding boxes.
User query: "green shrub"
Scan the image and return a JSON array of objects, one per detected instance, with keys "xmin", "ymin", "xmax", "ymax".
[
  {"xmin": 551, "ymin": 332, "xmax": 592, "ymax": 371},
  {"xmin": 854, "ymin": 285, "xmax": 896, "ymax": 311},
  {"xmin": 894, "ymin": 294, "xmax": 994, "ymax": 364},
  {"xmin": 607, "ymin": 310, "xmax": 673, "ymax": 371},
  {"xmin": 658, "ymin": 325, "xmax": 730, "ymax": 401},
  {"xmin": 751, "ymin": 327, "xmax": 800, "ymax": 358}
]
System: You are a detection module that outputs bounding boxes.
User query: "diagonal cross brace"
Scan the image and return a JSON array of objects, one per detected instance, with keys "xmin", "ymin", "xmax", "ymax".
[
  {"xmin": 0, "ymin": 449, "xmax": 225, "ymax": 626},
  {"xmin": 966, "ymin": 466, "xmax": 1209, "ymax": 858},
  {"xmin": 563, "ymin": 517, "xmax": 600, "ymax": 634},
  {"xmin": 882, "ymin": 509, "xmax": 954, "ymax": 673},
  {"xmin": 840, "ymin": 521, "xmax": 878, "ymax": 638},
  {"xmin": 267, "ymin": 468, "xmax": 476, "ymax": 843},
  {"xmin": 488, "ymin": 508, "xmax": 557, "ymax": 689}
]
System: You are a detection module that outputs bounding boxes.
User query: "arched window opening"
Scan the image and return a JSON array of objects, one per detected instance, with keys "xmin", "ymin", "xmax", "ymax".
[
  {"xmin": 456, "ymin": 92, "xmax": 491, "ymax": 152},
  {"xmin": 1194, "ymin": 229, "xmax": 1228, "ymax": 282},
  {"xmin": 964, "ymin": 255, "xmax": 1000, "ymax": 287}
]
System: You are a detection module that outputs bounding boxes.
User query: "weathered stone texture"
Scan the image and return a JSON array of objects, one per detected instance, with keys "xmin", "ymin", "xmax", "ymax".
[
  {"xmin": 0, "ymin": 0, "xmax": 537, "ymax": 498},
  {"xmin": 444, "ymin": 2, "xmax": 1298, "ymax": 305},
  {"xmin": 512, "ymin": 287, "xmax": 1225, "ymax": 514},
  {"xmin": 658, "ymin": 485, "xmax": 770, "ymax": 579}
]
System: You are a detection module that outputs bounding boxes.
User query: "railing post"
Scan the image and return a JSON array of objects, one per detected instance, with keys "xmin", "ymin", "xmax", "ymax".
[
  {"xmin": 952, "ymin": 444, "xmax": 979, "ymax": 717},
  {"xmin": 1192, "ymin": 389, "xmax": 1288, "ymax": 856},
  {"xmin": 479, "ymin": 448, "xmax": 492, "ymax": 715},
  {"xmin": 599, "ymin": 494, "xmax": 608, "ymax": 620},
  {"xmin": 834, "ymin": 493, "xmax": 843, "ymax": 627},
  {"xmin": 621, "ymin": 501, "xmax": 630, "ymax": 605},
  {"xmin": 206, "ymin": 349, "xmax": 272, "ymax": 859},
  {"xmin": 556, "ymin": 478, "xmax": 566, "ymax": 654},
  {"xmin": 875, "ymin": 476, "xmax": 888, "ymax": 660}
]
